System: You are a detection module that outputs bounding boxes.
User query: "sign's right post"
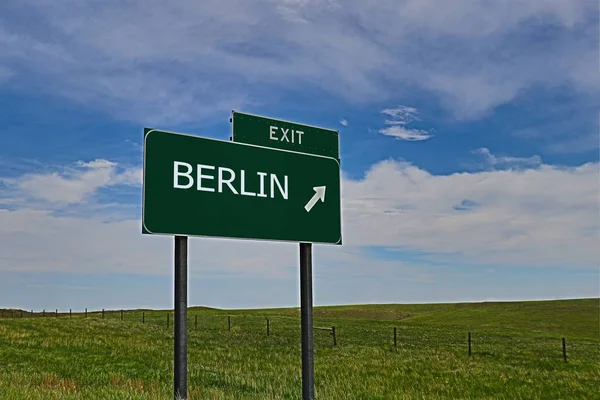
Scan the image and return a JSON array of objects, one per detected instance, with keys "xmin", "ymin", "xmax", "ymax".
[{"xmin": 300, "ymin": 242, "xmax": 314, "ymax": 399}]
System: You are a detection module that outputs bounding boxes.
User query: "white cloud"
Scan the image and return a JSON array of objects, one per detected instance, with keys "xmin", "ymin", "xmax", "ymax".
[
  {"xmin": 381, "ymin": 106, "xmax": 420, "ymax": 123},
  {"xmin": 378, "ymin": 105, "xmax": 433, "ymax": 141},
  {"xmin": 342, "ymin": 159, "xmax": 599, "ymax": 268},
  {"xmin": 378, "ymin": 126, "xmax": 432, "ymax": 141},
  {"xmin": 0, "ymin": 0, "xmax": 596, "ymax": 123},
  {"xmin": 473, "ymin": 147, "xmax": 543, "ymax": 169},
  {"xmin": 76, "ymin": 160, "xmax": 116, "ymax": 169},
  {"xmin": 0, "ymin": 208, "xmax": 431, "ymax": 286},
  {"xmin": 340, "ymin": 119, "xmax": 348, "ymax": 126},
  {"xmin": 0, "ymin": 157, "xmax": 598, "ymax": 279},
  {"xmin": 1, "ymin": 159, "xmax": 141, "ymax": 205}
]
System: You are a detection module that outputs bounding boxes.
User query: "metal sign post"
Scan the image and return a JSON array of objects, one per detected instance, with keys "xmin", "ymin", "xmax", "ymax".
[
  {"xmin": 300, "ymin": 242, "xmax": 314, "ymax": 399},
  {"xmin": 174, "ymin": 236, "xmax": 188, "ymax": 400}
]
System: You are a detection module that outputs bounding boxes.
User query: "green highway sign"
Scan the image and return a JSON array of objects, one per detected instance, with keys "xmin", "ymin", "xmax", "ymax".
[
  {"xmin": 231, "ymin": 111, "xmax": 339, "ymax": 159},
  {"xmin": 142, "ymin": 128, "xmax": 342, "ymax": 245}
]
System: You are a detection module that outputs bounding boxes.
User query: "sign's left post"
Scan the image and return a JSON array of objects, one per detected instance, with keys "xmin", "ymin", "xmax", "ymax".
[{"xmin": 174, "ymin": 235, "xmax": 188, "ymax": 400}]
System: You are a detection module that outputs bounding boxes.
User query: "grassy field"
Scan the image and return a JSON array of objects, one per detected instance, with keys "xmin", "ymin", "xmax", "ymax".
[{"xmin": 0, "ymin": 298, "xmax": 598, "ymax": 399}]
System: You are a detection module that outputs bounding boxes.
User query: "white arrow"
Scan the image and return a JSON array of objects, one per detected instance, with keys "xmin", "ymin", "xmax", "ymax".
[{"xmin": 304, "ymin": 186, "xmax": 326, "ymax": 212}]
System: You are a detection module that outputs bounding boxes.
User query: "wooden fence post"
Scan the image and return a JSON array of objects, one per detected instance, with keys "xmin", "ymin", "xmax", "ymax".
[
  {"xmin": 142, "ymin": 312, "xmax": 145, "ymax": 324},
  {"xmin": 194, "ymin": 315, "xmax": 197, "ymax": 330},
  {"xmin": 468, "ymin": 332, "xmax": 472, "ymax": 356},
  {"xmin": 562, "ymin": 338, "xmax": 567, "ymax": 363},
  {"xmin": 332, "ymin": 326, "xmax": 337, "ymax": 346},
  {"xmin": 394, "ymin": 327, "xmax": 397, "ymax": 347},
  {"xmin": 167, "ymin": 313, "xmax": 169, "ymax": 328},
  {"xmin": 55, "ymin": 309, "xmax": 58, "ymax": 317},
  {"xmin": 266, "ymin": 318, "xmax": 270, "ymax": 337},
  {"xmin": 43, "ymin": 309, "xmax": 45, "ymax": 317},
  {"xmin": 120, "ymin": 309, "xmax": 123, "ymax": 321},
  {"xmin": 228, "ymin": 316, "xmax": 231, "ymax": 331},
  {"xmin": 20, "ymin": 310, "xmax": 23, "ymax": 318},
  {"xmin": 69, "ymin": 309, "xmax": 72, "ymax": 318},
  {"xmin": 102, "ymin": 309, "xmax": 105, "ymax": 319}
]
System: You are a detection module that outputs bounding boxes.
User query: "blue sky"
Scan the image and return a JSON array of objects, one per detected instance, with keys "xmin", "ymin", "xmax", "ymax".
[{"xmin": 0, "ymin": 0, "xmax": 598, "ymax": 311}]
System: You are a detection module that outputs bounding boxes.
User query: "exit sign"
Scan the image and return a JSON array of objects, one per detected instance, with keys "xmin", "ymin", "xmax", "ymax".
[{"xmin": 231, "ymin": 111, "xmax": 339, "ymax": 159}]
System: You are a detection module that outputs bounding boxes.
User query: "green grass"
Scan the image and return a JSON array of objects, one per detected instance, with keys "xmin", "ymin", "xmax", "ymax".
[{"xmin": 0, "ymin": 298, "xmax": 598, "ymax": 399}]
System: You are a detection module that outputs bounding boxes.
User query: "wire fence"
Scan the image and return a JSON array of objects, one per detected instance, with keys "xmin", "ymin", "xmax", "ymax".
[{"xmin": 1, "ymin": 308, "xmax": 598, "ymax": 363}]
